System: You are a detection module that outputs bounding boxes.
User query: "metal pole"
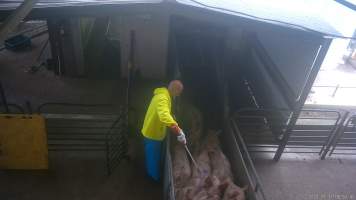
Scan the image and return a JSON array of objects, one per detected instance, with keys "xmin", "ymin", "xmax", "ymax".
[
  {"xmin": 0, "ymin": 82, "xmax": 9, "ymax": 113},
  {"xmin": 328, "ymin": 113, "xmax": 352, "ymax": 157},
  {"xmin": 320, "ymin": 111, "xmax": 349, "ymax": 159},
  {"xmin": 319, "ymin": 110, "xmax": 342, "ymax": 156},
  {"xmin": 231, "ymin": 119, "xmax": 268, "ymax": 200},
  {"xmin": 127, "ymin": 30, "xmax": 135, "ymax": 110},
  {"xmin": 274, "ymin": 38, "xmax": 332, "ymax": 161},
  {"xmin": 331, "ymin": 84, "xmax": 339, "ymax": 97},
  {"xmin": 0, "ymin": 0, "xmax": 38, "ymax": 41}
]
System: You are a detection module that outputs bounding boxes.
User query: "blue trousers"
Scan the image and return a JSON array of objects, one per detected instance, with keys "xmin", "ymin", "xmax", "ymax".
[{"xmin": 144, "ymin": 137, "xmax": 162, "ymax": 181}]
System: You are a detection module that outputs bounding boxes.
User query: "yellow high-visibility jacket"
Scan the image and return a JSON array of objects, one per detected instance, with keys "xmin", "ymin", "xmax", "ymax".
[{"xmin": 141, "ymin": 87, "xmax": 178, "ymax": 141}]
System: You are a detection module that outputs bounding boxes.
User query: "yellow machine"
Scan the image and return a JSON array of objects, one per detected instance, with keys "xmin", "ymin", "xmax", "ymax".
[{"xmin": 0, "ymin": 114, "xmax": 48, "ymax": 169}]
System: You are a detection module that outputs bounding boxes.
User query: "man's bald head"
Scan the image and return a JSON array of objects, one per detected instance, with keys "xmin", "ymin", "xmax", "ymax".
[{"xmin": 168, "ymin": 80, "xmax": 183, "ymax": 97}]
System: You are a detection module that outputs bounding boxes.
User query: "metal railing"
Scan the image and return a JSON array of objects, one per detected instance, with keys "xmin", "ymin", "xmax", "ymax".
[
  {"xmin": 44, "ymin": 113, "xmax": 119, "ymax": 152},
  {"xmin": 0, "ymin": 103, "xmax": 25, "ymax": 113},
  {"xmin": 37, "ymin": 102, "xmax": 114, "ymax": 114},
  {"xmin": 106, "ymin": 108, "xmax": 128, "ymax": 175},
  {"xmin": 327, "ymin": 113, "xmax": 356, "ymax": 156},
  {"xmin": 231, "ymin": 119, "xmax": 267, "ymax": 200},
  {"xmin": 38, "ymin": 102, "xmax": 128, "ymax": 175},
  {"xmin": 232, "ymin": 108, "xmax": 342, "ymax": 159}
]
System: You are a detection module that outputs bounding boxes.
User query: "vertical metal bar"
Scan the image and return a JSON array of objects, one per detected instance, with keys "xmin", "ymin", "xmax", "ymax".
[
  {"xmin": 231, "ymin": 119, "xmax": 267, "ymax": 200},
  {"xmin": 26, "ymin": 100, "xmax": 32, "ymax": 114},
  {"xmin": 105, "ymin": 127, "xmax": 111, "ymax": 176},
  {"xmin": 328, "ymin": 113, "xmax": 351, "ymax": 157},
  {"xmin": 127, "ymin": 30, "xmax": 135, "ymax": 110},
  {"xmin": 47, "ymin": 19, "xmax": 60, "ymax": 75},
  {"xmin": 274, "ymin": 38, "xmax": 332, "ymax": 161},
  {"xmin": 331, "ymin": 84, "xmax": 339, "ymax": 97},
  {"xmin": 0, "ymin": 82, "xmax": 9, "ymax": 113},
  {"xmin": 320, "ymin": 111, "xmax": 348, "ymax": 159},
  {"xmin": 319, "ymin": 111, "xmax": 341, "ymax": 157}
]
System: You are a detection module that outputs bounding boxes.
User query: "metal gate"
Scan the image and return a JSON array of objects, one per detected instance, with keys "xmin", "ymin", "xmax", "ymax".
[
  {"xmin": 232, "ymin": 108, "xmax": 342, "ymax": 159},
  {"xmin": 38, "ymin": 102, "xmax": 128, "ymax": 175},
  {"xmin": 326, "ymin": 113, "xmax": 356, "ymax": 156}
]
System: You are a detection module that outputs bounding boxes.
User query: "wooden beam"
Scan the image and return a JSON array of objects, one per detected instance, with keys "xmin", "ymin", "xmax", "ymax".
[{"xmin": 0, "ymin": 0, "xmax": 38, "ymax": 41}]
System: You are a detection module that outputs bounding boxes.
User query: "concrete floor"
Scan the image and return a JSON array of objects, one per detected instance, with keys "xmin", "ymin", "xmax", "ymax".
[
  {"xmin": 0, "ymin": 138, "xmax": 161, "ymax": 200},
  {"xmin": 253, "ymin": 153, "xmax": 356, "ymax": 200}
]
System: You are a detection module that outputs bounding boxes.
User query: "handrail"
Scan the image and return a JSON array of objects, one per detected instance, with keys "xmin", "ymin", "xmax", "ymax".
[
  {"xmin": 328, "ymin": 113, "xmax": 356, "ymax": 156},
  {"xmin": 0, "ymin": 103, "xmax": 25, "ymax": 114},
  {"xmin": 232, "ymin": 107, "xmax": 344, "ymax": 159},
  {"xmin": 37, "ymin": 102, "xmax": 114, "ymax": 114},
  {"xmin": 231, "ymin": 118, "xmax": 268, "ymax": 200},
  {"xmin": 234, "ymin": 107, "xmax": 342, "ymax": 121}
]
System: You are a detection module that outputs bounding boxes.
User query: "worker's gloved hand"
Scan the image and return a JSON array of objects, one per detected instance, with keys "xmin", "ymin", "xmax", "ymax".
[
  {"xmin": 177, "ymin": 131, "xmax": 187, "ymax": 145},
  {"xmin": 170, "ymin": 125, "xmax": 186, "ymax": 144},
  {"xmin": 170, "ymin": 124, "xmax": 182, "ymax": 135}
]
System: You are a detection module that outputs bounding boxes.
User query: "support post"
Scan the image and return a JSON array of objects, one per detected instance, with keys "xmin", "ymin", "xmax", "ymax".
[
  {"xmin": 0, "ymin": 82, "xmax": 9, "ymax": 113},
  {"xmin": 273, "ymin": 38, "xmax": 332, "ymax": 161}
]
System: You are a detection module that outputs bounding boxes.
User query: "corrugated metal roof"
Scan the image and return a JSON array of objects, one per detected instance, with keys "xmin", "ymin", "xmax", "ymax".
[
  {"xmin": 0, "ymin": 0, "xmax": 354, "ymax": 38},
  {"xmin": 176, "ymin": 0, "xmax": 356, "ymax": 38}
]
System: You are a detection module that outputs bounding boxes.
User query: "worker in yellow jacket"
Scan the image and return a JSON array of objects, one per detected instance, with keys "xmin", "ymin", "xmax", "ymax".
[{"xmin": 141, "ymin": 80, "xmax": 186, "ymax": 181}]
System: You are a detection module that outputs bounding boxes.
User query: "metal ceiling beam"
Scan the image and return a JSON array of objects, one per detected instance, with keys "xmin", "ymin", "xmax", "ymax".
[
  {"xmin": 334, "ymin": 0, "xmax": 356, "ymax": 11},
  {"xmin": 0, "ymin": 0, "xmax": 38, "ymax": 41}
]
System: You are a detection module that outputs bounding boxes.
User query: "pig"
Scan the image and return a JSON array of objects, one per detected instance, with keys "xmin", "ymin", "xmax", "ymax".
[
  {"xmin": 173, "ymin": 144, "xmax": 191, "ymax": 188},
  {"xmin": 189, "ymin": 176, "xmax": 222, "ymax": 200},
  {"xmin": 175, "ymin": 188, "xmax": 187, "ymax": 200},
  {"xmin": 204, "ymin": 175, "xmax": 225, "ymax": 199},
  {"xmin": 175, "ymin": 130, "xmax": 245, "ymax": 200},
  {"xmin": 202, "ymin": 130, "xmax": 221, "ymax": 151},
  {"xmin": 222, "ymin": 181, "xmax": 248, "ymax": 200},
  {"xmin": 182, "ymin": 177, "xmax": 206, "ymax": 200},
  {"xmin": 208, "ymin": 148, "xmax": 233, "ymax": 182},
  {"xmin": 191, "ymin": 149, "xmax": 211, "ymax": 178}
]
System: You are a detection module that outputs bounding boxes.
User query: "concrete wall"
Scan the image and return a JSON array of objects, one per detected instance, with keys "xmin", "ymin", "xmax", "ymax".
[{"xmin": 110, "ymin": 12, "xmax": 170, "ymax": 79}]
